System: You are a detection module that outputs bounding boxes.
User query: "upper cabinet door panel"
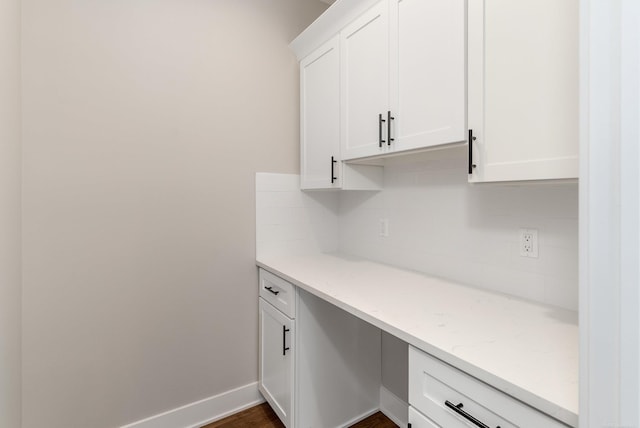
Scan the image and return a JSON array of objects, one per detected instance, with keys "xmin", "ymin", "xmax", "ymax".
[
  {"xmin": 391, "ymin": 0, "xmax": 466, "ymax": 152},
  {"xmin": 468, "ymin": 0, "xmax": 579, "ymax": 182},
  {"xmin": 341, "ymin": 1, "xmax": 390, "ymax": 160},
  {"xmin": 300, "ymin": 36, "xmax": 341, "ymax": 190}
]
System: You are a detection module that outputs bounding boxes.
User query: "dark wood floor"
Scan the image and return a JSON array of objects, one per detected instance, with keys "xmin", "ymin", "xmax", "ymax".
[{"xmin": 202, "ymin": 403, "xmax": 397, "ymax": 428}]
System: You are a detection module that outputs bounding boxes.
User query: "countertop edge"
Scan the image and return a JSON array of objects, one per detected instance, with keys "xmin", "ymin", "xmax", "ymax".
[{"xmin": 256, "ymin": 257, "xmax": 578, "ymax": 427}]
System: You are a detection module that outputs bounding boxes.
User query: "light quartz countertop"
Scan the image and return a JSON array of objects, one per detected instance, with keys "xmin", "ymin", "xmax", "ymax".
[{"xmin": 256, "ymin": 253, "xmax": 578, "ymax": 427}]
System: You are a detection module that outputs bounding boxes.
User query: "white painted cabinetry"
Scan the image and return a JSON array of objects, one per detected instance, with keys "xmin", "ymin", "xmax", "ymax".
[
  {"xmin": 295, "ymin": 0, "xmax": 466, "ymax": 179},
  {"xmin": 258, "ymin": 269, "xmax": 381, "ymax": 427},
  {"xmin": 259, "ymin": 299, "xmax": 294, "ymax": 427},
  {"xmin": 300, "ymin": 36, "xmax": 383, "ymax": 191},
  {"xmin": 341, "ymin": 0, "xmax": 466, "ymax": 160},
  {"xmin": 300, "ymin": 36, "xmax": 341, "ymax": 190},
  {"xmin": 341, "ymin": 1, "xmax": 390, "ymax": 160},
  {"xmin": 467, "ymin": 0, "xmax": 579, "ymax": 182},
  {"xmin": 408, "ymin": 406, "xmax": 439, "ymax": 428},
  {"xmin": 295, "ymin": 0, "xmax": 578, "ymax": 183},
  {"xmin": 408, "ymin": 346, "xmax": 569, "ymax": 427},
  {"xmin": 258, "ymin": 270, "xmax": 297, "ymax": 427},
  {"xmin": 389, "ymin": 0, "xmax": 466, "ymax": 154}
]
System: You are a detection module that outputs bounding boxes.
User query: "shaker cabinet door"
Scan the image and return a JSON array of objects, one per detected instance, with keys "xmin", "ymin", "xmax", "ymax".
[
  {"xmin": 390, "ymin": 0, "xmax": 466, "ymax": 153},
  {"xmin": 300, "ymin": 36, "xmax": 341, "ymax": 190},
  {"xmin": 341, "ymin": 0, "xmax": 390, "ymax": 160},
  {"xmin": 259, "ymin": 298, "xmax": 294, "ymax": 427},
  {"xmin": 468, "ymin": 0, "xmax": 579, "ymax": 182}
]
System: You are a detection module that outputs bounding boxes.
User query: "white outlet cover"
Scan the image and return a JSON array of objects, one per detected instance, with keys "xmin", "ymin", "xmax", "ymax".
[
  {"xmin": 519, "ymin": 228, "xmax": 539, "ymax": 258},
  {"xmin": 379, "ymin": 219, "xmax": 389, "ymax": 237}
]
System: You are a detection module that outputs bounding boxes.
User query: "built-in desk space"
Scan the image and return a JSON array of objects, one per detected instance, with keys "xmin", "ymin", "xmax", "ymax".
[{"xmin": 257, "ymin": 252, "xmax": 578, "ymax": 427}]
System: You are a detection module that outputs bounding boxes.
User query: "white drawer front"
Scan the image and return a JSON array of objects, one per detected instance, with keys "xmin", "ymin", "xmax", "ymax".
[
  {"xmin": 409, "ymin": 406, "xmax": 440, "ymax": 428},
  {"xmin": 409, "ymin": 346, "xmax": 568, "ymax": 428},
  {"xmin": 259, "ymin": 269, "xmax": 296, "ymax": 319}
]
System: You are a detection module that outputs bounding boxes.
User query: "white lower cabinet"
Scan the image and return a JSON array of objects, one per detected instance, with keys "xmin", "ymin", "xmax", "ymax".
[
  {"xmin": 408, "ymin": 407, "xmax": 439, "ymax": 428},
  {"xmin": 259, "ymin": 269, "xmax": 571, "ymax": 428},
  {"xmin": 259, "ymin": 298, "xmax": 295, "ymax": 427},
  {"xmin": 258, "ymin": 269, "xmax": 381, "ymax": 428},
  {"xmin": 408, "ymin": 346, "xmax": 569, "ymax": 428}
]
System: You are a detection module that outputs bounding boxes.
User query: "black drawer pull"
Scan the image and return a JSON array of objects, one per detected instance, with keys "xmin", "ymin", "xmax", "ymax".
[
  {"xmin": 282, "ymin": 326, "xmax": 290, "ymax": 356},
  {"xmin": 264, "ymin": 286, "xmax": 279, "ymax": 296},
  {"xmin": 379, "ymin": 113, "xmax": 386, "ymax": 147},
  {"xmin": 331, "ymin": 156, "xmax": 337, "ymax": 183},
  {"xmin": 445, "ymin": 400, "xmax": 500, "ymax": 428},
  {"xmin": 468, "ymin": 129, "xmax": 477, "ymax": 174},
  {"xmin": 387, "ymin": 111, "xmax": 394, "ymax": 146}
]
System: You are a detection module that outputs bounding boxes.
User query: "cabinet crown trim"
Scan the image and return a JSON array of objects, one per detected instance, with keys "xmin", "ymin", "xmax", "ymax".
[{"xmin": 289, "ymin": 0, "xmax": 381, "ymax": 61}]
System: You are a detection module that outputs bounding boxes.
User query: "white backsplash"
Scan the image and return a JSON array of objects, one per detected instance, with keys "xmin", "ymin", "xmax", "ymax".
[
  {"xmin": 256, "ymin": 148, "xmax": 579, "ymax": 311},
  {"xmin": 256, "ymin": 173, "xmax": 339, "ymax": 259},
  {"xmin": 338, "ymin": 146, "xmax": 579, "ymax": 310}
]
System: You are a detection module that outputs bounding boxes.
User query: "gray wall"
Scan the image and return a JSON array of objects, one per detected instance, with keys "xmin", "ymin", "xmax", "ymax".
[
  {"xmin": 21, "ymin": 1, "xmax": 326, "ymax": 427},
  {"xmin": 0, "ymin": 0, "xmax": 21, "ymax": 426}
]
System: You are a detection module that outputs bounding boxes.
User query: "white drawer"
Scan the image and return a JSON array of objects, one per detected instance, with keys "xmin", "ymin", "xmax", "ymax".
[
  {"xmin": 409, "ymin": 406, "xmax": 439, "ymax": 428},
  {"xmin": 259, "ymin": 269, "xmax": 296, "ymax": 319},
  {"xmin": 408, "ymin": 346, "xmax": 569, "ymax": 428}
]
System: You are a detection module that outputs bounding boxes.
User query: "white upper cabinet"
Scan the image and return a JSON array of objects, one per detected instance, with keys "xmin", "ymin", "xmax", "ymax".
[
  {"xmin": 300, "ymin": 35, "xmax": 383, "ymax": 191},
  {"xmin": 390, "ymin": 0, "xmax": 466, "ymax": 153},
  {"xmin": 300, "ymin": 36, "xmax": 341, "ymax": 190},
  {"xmin": 341, "ymin": 0, "xmax": 466, "ymax": 161},
  {"xmin": 293, "ymin": 0, "xmax": 577, "ymax": 182},
  {"xmin": 468, "ymin": 0, "xmax": 579, "ymax": 183},
  {"xmin": 340, "ymin": 1, "xmax": 390, "ymax": 160}
]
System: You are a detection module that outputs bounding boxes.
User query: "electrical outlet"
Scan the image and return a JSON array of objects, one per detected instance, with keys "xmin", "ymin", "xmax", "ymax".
[
  {"xmin": 519, "ymin": 228, "xmax": 539, "ymax": 258},
  {"xmin": 379, "ymin": 219, "xmax": 389, "ymax": 237}
]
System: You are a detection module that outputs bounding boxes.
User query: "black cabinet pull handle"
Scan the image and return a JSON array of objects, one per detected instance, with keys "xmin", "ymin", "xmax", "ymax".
[
  {"xmin": 387, "ymin": 111, "xmax": 394, "ymax": 146},
  {"xmin": 331, "ymin": 156, "xmax": 337, "ymax": 184},
  {"xmin": 379, "ymin": 113, "xmax": 386, "ymax": 147},
  {"xmin": 264, "ymin": 286, "xmax": 279, "ymax": 296},
  {"xmin": 468, "ymin": 129, "xmax": 477, "ymax": 174},
  {"xmin": 445, "ymin": 401, "xmax": 499, "ymax": 428},
  {"xmin": 282, "ymin": 326, "xmax": 290, "ymax": 355}
]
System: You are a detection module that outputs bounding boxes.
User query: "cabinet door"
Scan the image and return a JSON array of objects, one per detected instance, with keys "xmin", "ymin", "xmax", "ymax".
[
  {"xmin": 468, "ymin": 0, "xmax": 579, "ymax": 182},
  {"xmin": 409, "ymin": 406, "xmax": 440, "ymax": 428},
  {"xmin": 390, "ymin": 0, "xmax": 466, "ymax": 153},
  {"xmin": 300, "ymin": 36, "xmax": 341, "ymax": 190},
  {"xmin": 259, "ymin": 298, "xmax": 294, "ymax": 428},
  {"xmin": 341, "ymin": 1, "xmax": 390, "ymax": 160}
]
